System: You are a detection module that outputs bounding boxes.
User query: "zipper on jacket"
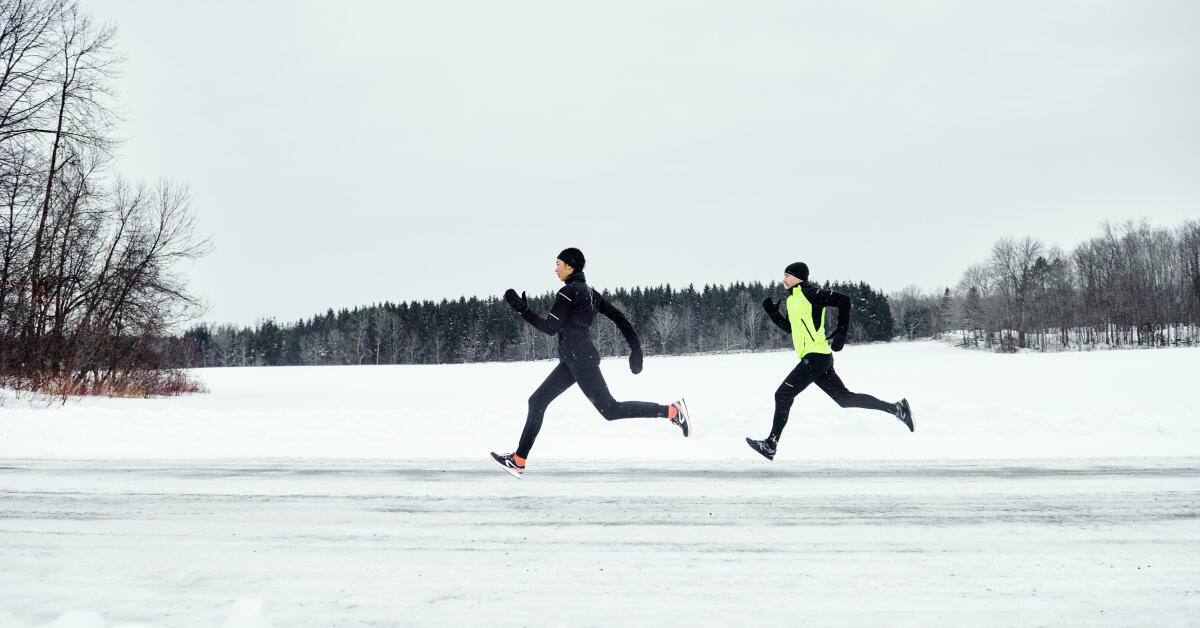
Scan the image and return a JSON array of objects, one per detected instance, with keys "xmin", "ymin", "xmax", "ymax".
[{"xmin": 800, "ymin": 319, "xmax": 816, "ymax": 342}]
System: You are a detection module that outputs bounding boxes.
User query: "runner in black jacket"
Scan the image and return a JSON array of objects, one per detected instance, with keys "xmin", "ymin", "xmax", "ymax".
[
  {"xmin": 746, "ymin": 262, "xmax": 913, "ymax": 460},
  {"xmin": 490, "ymin": 248, "xmax": 691, "ymax": 477}
]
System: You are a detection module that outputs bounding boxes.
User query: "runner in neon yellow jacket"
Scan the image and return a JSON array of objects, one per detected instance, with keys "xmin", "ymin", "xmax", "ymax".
[{"xmin": 746, "ymin": 262, "xmax": 913, "ymax": 461}]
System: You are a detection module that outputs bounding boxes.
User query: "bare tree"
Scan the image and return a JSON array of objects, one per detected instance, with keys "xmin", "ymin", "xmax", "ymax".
[
  {"xmin": 347, "ymin": 315, "xmax": 370, "ymax": 364},
  {"xmin": 890, "ymin": 285, "xmax": 936, "ymax": 340},
  {"xmin": 0, "ymin": 0, "xmax": 68, "ymax": 146},
  {"xmin": 386, "ymin": 313, "xmax": 403, "ymax": 364},
  {"xmin": 989, "ymin": 236, "xmax": 1044, "ymax": 349},
  {"xmin": 593, "ymin": 308, "xmax": 621, "ymax": 356},
  {"xmin": 944, "ymin": 219, "xmax": 1200, "ymax": 353},
  {"xmin": 0, "ymin": 2, "xmax": 213, "ymax": 396},
  {"xmin": 715, "ymin": 321, "xmax": 742, "ymax": 351},
  {"xmin": 402, "ymin": 327, "xmax": 421, "ymax": 364},
  {"xmin": 372, "ymin": 307, "xmax": 390, "ymax": 364},
  {"xmin": 734, "ymin": 290, "xmax": 762, "ymax": 350},
  {"xmin": 0, "ymin": 139, "xmax": 42, "ymax": 348},
  {"xmin": 1180, "ymin": 220, "xmax": 1200, "ymax": 326},
  {"xmin": 648, "ymin": 304, "xmax": 680, "ymax": 354},
  {"xmin": 22, "ymin": 5, "xmax": 118, "ymax": 366}
]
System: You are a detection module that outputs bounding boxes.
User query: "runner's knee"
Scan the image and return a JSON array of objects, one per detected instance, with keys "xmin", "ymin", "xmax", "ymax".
[
  {"xmin": 528, "ymin": 392, "xmax": 551, "ymax": 411},
  {"xmin": 595, "ymin": 399, "xmax": 621, "ymax": 420}
]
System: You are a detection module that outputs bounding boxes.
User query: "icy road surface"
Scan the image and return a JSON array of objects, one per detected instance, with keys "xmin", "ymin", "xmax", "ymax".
[{"xmin": 2, "ymin": 458, "xmax": 1198, "ymax": 626}]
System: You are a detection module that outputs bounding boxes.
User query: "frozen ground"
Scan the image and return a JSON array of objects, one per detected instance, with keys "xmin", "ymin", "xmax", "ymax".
[
  {"xmin": 2, "ymin": 342, "xmax": 1199, "ymax": 625},
  {"xmin": 1, "ymin": 458, "xmax": 1198, "ymax": 626}
]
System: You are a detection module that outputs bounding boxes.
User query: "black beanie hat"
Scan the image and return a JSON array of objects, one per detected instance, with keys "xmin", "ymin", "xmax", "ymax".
[
  {"xmin": 784, "ymin": 262, "xmax": 809, "ymax": 281},
  {"xmin": 557, "ymin": 247, "xmax": 585, "ymax": 272}
]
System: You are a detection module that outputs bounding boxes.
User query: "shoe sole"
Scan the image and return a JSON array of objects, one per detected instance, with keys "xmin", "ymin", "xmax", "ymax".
[
  {"xmin": 745, "ymin": 437, "xmax": 774, "ymax": 461},
  {"xmin": 489, "ymin": 453, "xmax": 524, "ymax": 479},
  {"xmin": 900, "ymin": 400, "xmax": 914, "ymax": 432},
  {"xmin": 679, "ymin": 398, "xmax": 691, "ymax": 437}
]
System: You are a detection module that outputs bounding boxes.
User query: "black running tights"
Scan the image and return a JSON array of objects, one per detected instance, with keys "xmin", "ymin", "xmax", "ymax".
[
  {"xmin": 770, "ymin": 353, "xmax": 895, "ymax": 440},
  {"xmin": 517, "ymin": 360, "xmax": 669, "ymax": 458}
]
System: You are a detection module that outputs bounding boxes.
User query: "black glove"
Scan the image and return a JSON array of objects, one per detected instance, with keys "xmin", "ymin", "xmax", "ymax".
[
  {"xmin": 629, "ymin": 348, "xmax": 643, "ymax": 374},
  {"xmin": 829, "ymin": 329, "xmax": 846, "ymax": 352},
  {"xmin": 761, "ymin": 297, "xmax": 778, "ymax": 313},
  {"xmin": 503, "ymin": 289, "xmax": 528, "ymax": 313}
]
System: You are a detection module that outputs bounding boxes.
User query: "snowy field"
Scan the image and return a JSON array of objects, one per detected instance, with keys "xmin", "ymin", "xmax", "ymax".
[{"xmin": 2, "ymin": 342, "xmax": 1199, "ymax": 626}]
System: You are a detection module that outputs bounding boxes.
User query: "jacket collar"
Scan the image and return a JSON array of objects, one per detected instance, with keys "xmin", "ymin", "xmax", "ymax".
[{"xmin": 564, "ymin": 272, "xmax": 587, "ymax": 285}]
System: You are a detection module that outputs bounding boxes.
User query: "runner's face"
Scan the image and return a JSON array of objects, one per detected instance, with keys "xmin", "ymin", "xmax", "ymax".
[
  {"xmin": 783, "ymin": 273, "xmax": 801, "ymax": 289},
  {"xmin": 556, "ymin": 259, "xmax": 573, "ymax": 281}
]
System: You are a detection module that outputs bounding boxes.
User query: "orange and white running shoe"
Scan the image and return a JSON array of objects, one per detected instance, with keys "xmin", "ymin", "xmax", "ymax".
[
  {"xmin": 668, "ymin": 399, "xmax": 691, "ymax": 437},
  {"xmin": 490, "ymin": 451, "xmax": 525, "ymax": 478}
]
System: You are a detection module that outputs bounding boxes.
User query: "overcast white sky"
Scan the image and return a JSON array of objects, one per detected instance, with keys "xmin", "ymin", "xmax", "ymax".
[{"xmin": 85, "ymin": 0, "xmax": 1200, "ymax": 326}]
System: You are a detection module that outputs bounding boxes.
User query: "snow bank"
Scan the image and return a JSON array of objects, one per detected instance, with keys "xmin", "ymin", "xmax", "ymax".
[{"xmin": 1, "ymin": 341, "xmax": 1197, "ymax": 461}]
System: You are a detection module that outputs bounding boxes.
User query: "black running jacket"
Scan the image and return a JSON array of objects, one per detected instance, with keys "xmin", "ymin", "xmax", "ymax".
[{"xmin": 520, "ymin": 272, "xmax": 641, "ymax": 362}]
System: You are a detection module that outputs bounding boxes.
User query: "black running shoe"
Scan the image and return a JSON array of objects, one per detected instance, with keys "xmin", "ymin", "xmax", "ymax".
[
  {"xmin": 746, "ymin": 436, "xmax": 776, "ymax": 461},
  {"xmin": 895, "ymin": 399, "xmax": 914, "ymax": 432},
  {"xmin": 669, "ymin": 399, "xmax": 691, "ymax": 437},
  {"xmin": 490, "ymin": 451, "xmax": 525, "ymax": 478}
]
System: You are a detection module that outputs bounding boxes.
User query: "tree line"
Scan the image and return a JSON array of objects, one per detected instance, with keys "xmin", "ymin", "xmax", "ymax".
[
  {"xmin": 889, "ymin": 219, "xmax": 1200, "ymax": 351},
  {"xmin": 1, "ymin": 0, "xmax": 207, "ymax": 396},
  {"xmin": 166, "ymin": 281, "xmax": 896, "ymax": 368},
  {"xmin": 168, "ymin": 216, "xmax": 1200, "ymax": 368}
]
